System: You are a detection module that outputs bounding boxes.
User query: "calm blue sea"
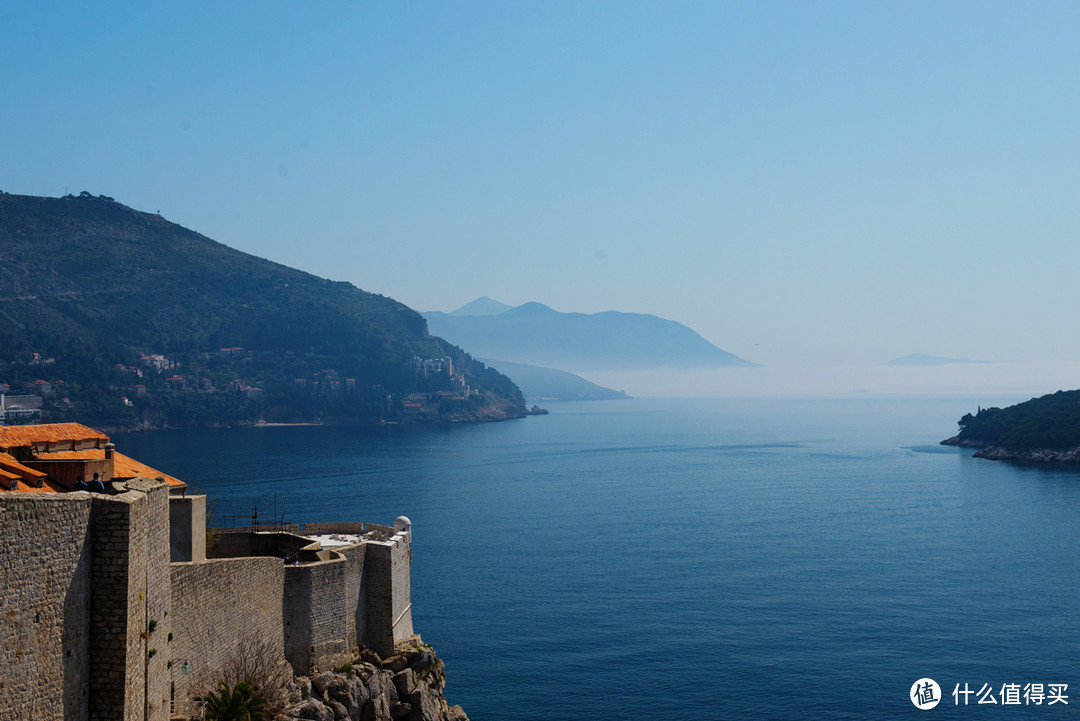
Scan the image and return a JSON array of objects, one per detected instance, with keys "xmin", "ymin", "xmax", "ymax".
[{"xmin": 116, "ymin": 396, "xmax": 1080, "ymax": 720}]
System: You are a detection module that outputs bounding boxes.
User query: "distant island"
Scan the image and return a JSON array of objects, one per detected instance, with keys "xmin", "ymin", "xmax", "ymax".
[
  {"xmin": 941, "ymin": 389, "xmax": 1080, "ymax": 463},
  {"xmin": 885, "ymin": 353, "xmax": 989, "ymax": 366},
  {"xmin": 0, "ymin": 192, "xmax": 527, "ymax": 429},
  {"xmin": 425, "ymin": 298, "xmax": 756, "ymax": 372}
]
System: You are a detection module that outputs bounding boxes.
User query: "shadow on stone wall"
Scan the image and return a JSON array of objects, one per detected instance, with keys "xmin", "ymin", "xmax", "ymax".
[{"xmin": 62, "ymin": 531, "xmax": 91, "ymax": 721}]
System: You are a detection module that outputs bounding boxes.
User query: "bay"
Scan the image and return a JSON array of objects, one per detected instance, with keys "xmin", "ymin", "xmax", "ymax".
[{"xmin": 116, "ymin": 396, "xmax": 1080, "ymax": 719}]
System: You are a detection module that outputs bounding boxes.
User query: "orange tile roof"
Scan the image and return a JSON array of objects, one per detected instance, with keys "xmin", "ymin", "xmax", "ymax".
[
  {"xmin": 32, "ymin": 449, "xmax": 105, "ymax": 460},
  {"xmin": 0, "ymin": 452, "xmax": 49, "ymax": 479},
  {"xmin": 0, "ymin": 466, "xmax": 66, "ymax": 493},
  {"xmin": 0, "ymin": 423, "xmax": 109, "ymax": 448},
  {"xmin": 0, "ymin": 424, "xmax": 184, "ymax": 492},
  {"xmin": 10, "ymin": 478, "xmax": 67, "ymax": 493},
  {"xmin": 112, "ymin": 452, "xmax": 186, "ymax": 488}
]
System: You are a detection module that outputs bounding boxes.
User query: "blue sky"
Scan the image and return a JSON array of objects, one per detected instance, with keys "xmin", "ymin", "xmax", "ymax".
[{"xmin": 4, "ymin": 1, "xmax": 1079, "ymax": 371}]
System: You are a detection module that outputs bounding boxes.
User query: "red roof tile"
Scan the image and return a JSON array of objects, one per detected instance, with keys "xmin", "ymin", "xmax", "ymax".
[
  {"xmin": 112, "ymin": 452, "xmax": 186, "ymax": 489},
  {"xmin": 0, "ymin": 452, "xmax": 49, "ymax": 479},
  {"xmin": 32, "ymin": 449, "xmax": 105, "ymax": 460},
  {"xmin": 0, "ymin": 423, "xmax": 109, "ymax": 447},
  {"xmin": 0, "ymin": 424, "xmax": 185, "ymax": 492}
]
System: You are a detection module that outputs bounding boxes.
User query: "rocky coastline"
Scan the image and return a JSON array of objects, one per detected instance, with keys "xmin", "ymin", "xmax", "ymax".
[
  {"xmin": 283, "ymin": 640, "xmax": 469, "ymax": 721},
  {"xmin": 940, "ymin": 435, "xmax": 1080, "ymax": 464}
]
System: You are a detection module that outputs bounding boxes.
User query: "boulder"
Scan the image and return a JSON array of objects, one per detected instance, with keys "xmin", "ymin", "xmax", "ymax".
[
  {"xmin": 359, "ymin": 647, "xmax": 383, "ymax": 666},
  {"xmin": 365, "ymin": 694, "xmax": 393, "ymax": 721},
  {"xmin": 407, "ymin": 649, "xmax": 436, "ymax": 674},
  {"xmin": 407, "ymin": 685, "xmax": 440, "ymax": 721},
  {"xmin": 285, "ymin": 698, "xmax": 335, "ymax": 721},
  {"xmin": 312, "ymin": 671, "xmax": 337, "ymax": 696},
  {"xmin": 326, "ymin": 672, "xmax": 373, "ymax": 719},
  {"xmin": 327, "ymin": 699, "xmax": 349, "ymax": 720},
  {"xmin": 393, "ymin": 668, "xmax": 418, "ymax": 697},
  {"xmin": 382, "ymin": 655, "xmax": 409, "ymax": 673},
  {"xmin": 368, "ymin": 669, "xmax": 398, "ymax": 702}
]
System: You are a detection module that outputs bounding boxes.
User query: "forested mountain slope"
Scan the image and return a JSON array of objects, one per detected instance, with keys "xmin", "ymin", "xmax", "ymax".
[{"xmin": 0, "ymin": 192, "xmax": 524, "ymax": 428}]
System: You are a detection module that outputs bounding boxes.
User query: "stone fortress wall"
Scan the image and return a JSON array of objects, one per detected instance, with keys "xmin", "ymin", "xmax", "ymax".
[
  {"xmin": 0, "ymin": 493, "xmax": 94, "ymax": 720},
  {"xmin": 0, "ymin": 479, "xmax": 415, "ymax": 721}
]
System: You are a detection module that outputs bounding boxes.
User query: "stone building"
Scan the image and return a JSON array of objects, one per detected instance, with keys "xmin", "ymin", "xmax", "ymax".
[{"xmin": 0, "ymin": 424, "xmax": 415, "ymax": 720}]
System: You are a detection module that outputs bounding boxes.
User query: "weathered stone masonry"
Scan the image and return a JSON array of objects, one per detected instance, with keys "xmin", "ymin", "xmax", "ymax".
[
  {"xmin": 0, "ymin": 494, "xmax": 92, "ymax": 721},
  {"xmin": 1, "ymin": 480, "xmax": 415, "ymax": 721},
  {"xmin": 0, "ymin": 480, "xmax": 172, "ymax": 721},
  {"xmin": 169, "ymin": 555, "xmax": 285, "ymax": 704}
]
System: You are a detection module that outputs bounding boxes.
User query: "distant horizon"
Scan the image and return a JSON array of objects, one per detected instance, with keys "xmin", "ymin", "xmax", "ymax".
[{"xmin": 580, "ymin": 362, "xmax": 1080, "ymax": 401}]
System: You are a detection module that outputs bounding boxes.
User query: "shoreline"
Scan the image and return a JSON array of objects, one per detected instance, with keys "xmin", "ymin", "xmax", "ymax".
[
  {"xmin": 941, "ymin": 435, "xmax": 1080, "ymax": 464},
  {"xmin": 99, "ymin": 408, "xmax": 529, "ymax": 434},
  {"xmin": 254, "ymin": 421, "xmax": 325, "ymax": 427}
]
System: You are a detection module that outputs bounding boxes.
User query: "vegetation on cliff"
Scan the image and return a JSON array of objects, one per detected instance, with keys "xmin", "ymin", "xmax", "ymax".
[
  {"xmin": 0, "ymin": 192, "xmax": 525, "ymax": 428},
  {"xmin": 942, "ymin": 389, "xmax": 1080, "ymax": 460}
]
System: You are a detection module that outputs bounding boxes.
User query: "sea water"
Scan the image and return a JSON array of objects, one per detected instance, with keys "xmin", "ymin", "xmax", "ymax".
[{"xmin": 116, "ymin": 396, "xmax": 1080, "ymax": 719}]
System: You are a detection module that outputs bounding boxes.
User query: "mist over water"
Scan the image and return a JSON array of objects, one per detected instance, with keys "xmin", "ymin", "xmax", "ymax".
[{"xmin": 585, "ymin": 361, "xmax": 1080, "ymax": 400}]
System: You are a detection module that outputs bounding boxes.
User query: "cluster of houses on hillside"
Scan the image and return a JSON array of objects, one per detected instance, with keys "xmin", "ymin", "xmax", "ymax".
[
  {"xmin": 400, "ymin": 356, "xmax": 479, "ymax": 414},
  {"xmin": 2, "ymin": 348, "xmax": 481, "ymax": 426},
  {"xmin": 291, "ymin": 368, "xmax": 358, "ymax": 395}
]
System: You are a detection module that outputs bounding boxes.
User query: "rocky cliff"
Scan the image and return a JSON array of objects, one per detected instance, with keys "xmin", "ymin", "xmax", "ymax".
[
  {"xmin": 941, "ymin": 435, "xmax": 1080, "ymax": 463},
  {"xmin": 284, "ymin": 641, "xmax": 469, "ymax": 721}
]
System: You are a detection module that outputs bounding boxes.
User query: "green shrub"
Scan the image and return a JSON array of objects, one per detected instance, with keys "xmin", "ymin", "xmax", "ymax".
[{"xmin": 196, "ymin": 680, "xmax": 270, "ymax": 721}]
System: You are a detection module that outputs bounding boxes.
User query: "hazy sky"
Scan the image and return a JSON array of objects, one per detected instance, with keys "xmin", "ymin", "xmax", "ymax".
[{"xmin": 4, "ymin": 2, "xmax": 1079, "ymax": 369}]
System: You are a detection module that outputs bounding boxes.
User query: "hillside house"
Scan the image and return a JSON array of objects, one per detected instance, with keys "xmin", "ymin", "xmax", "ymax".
[{"xmin": 0, "ymin": 394, "xmax": 44, "ymax": 424}]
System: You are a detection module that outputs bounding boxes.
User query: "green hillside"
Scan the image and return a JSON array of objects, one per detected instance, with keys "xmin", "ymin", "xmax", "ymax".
[
  {"xmin": 0, "ymin": 191, "xmax": 525, "ymax": 428},
  {"xmin": 949, "ymin": 390, "xmax": 1080, "ymax": 451}
]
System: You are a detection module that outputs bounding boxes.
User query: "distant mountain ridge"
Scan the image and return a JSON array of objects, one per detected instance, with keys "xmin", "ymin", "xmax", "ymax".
[
  {"xmin": 0, "ymin": 192, "xmax": 526, "ymax": 428},
  {"xmin": 425, "ymin": 299, "xmax": 754, "ymax": 372},
  {"xmin": 448, "ymin": 296, "xmax": 513, "ymax": 316}
]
